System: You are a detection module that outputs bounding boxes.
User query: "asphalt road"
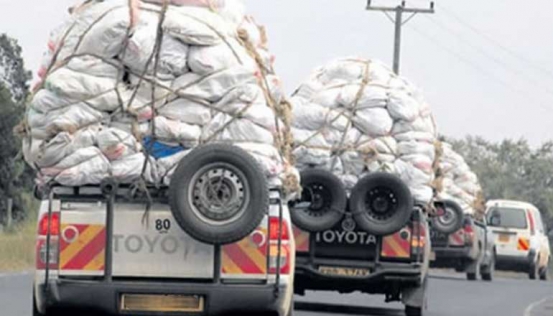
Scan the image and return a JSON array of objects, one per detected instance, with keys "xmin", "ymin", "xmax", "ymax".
[{"xmin": 1, "ymin": 271, "xmax": 551, "ymax": 316}]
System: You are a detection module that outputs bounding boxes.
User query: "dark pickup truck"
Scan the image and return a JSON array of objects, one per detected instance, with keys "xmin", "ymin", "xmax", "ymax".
[{"xmin": 290, "ymin": 170, "xmax": 430, "ymax": 316}]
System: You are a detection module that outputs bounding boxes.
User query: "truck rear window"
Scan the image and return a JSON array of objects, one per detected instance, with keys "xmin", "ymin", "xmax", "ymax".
[{"xmin": 487, "ymin": 207, "xmax": 528, "ymax": 229}]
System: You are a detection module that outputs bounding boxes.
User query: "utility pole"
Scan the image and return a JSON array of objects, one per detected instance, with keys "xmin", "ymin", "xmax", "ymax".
[{"xmin": 366, "ymin": 0, "xmax": 435, "ymax": 75}]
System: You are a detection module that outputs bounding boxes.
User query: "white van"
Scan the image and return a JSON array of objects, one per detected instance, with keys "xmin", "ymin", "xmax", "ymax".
[{"xmin": 486, "ymin": 200, "xmax": 550, "ymax": 280}]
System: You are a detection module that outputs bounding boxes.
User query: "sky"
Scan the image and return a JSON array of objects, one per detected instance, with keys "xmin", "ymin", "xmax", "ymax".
[{"xmin": 0, "ymin": 0, "xmax": 552, "ymax": 145}]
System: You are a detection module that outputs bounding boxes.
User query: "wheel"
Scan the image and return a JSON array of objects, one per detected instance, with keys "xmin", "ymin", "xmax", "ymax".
[
  {"xmin": 405, "ymin": 305, "xmax": 423, "ymax": 316},
  {"xmin": 33, "ymin": 293, "xmax": 45, "ymax": 316},
  {"xmin": 539, "ymin": 267, "xmax": 548, "ymax": 281},
  {"xmin": 169, "ymin": 144, "xmax": 269, "ymax": 245},
  {"xmin": 349, "ymin": 172, "xmax": 413, "ymax": 236},
  {"xmin": 529, "ymin": 262, "xmax": 539, "ymax": 280},
  {"xmin": 431, "ymin": 200, "xmax": 464, "ymax": 234},
  {"xmin": 466, "ymin": 258, "xmax": 480, "ymax": 281},
  {"xmin": 289, "ymin": 169, "xmax": 346, "ymax": 232},
  {"xmin": 481, "ymin": 254, "xmax": 495, "ymax": 282}
]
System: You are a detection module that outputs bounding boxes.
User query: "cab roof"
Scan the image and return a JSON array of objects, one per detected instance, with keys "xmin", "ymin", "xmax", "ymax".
[{"xmin": 486, "ymin": 199, "xmax": 538, "ymax": 211}]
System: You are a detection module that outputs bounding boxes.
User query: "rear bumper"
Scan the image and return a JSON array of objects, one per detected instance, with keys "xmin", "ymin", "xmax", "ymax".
[
  {"xmin": 294, "ymin": 256, "xmax": 424, "ymax": 295},
  {"xmin": 430, "ymin": 246, "xmax": 473, "ymax": 269},
  {"xmin": 496, "ymin": 251, "xmax": 535, "ymax": 272},
  {"xmin": 37, "ymin": 279, "xmax": 287, "ymax": 315}
]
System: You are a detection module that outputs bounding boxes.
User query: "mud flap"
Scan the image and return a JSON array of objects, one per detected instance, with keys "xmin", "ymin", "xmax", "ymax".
[{"xmin": 402, "ymin": 276, "xmax": 428, "ymax": 308}]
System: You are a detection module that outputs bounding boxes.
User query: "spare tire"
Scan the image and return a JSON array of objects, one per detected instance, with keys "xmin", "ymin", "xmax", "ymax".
[
  {"xmin": 350, "ymin": 172, "xmax": 413, "ymax": 236},
  {"xmin": 289, "ymin": 169, "xmax": 347, "ymax": 232},
  {"xmin": 169, "ymin": 144, "xmax": 268, "ymax": 245},
  {"xmin": 432, "ymin": 200, "xmax": 464, "ymax": 234}
]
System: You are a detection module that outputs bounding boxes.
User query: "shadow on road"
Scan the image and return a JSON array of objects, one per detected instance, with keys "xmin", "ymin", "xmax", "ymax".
[{"xmin": 295, "ymin": 302, "xmax": 403, "ymax": 316}]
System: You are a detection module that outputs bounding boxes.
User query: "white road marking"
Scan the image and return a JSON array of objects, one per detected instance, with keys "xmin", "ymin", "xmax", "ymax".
[{"xmin": 524, "ymin": 297, "xmax": 550, "ymax": 316}]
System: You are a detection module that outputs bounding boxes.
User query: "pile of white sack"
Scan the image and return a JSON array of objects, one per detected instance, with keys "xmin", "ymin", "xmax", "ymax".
[
  {"xmin": 290, "ymin": 58, "xmax": 438, "ymax": 204},
  {"xmin": 436, "ymin": 142, "xmax": 485, "ymax": 217},
  {"xmin": 22, "ymin": 0, "xmax": 298, "ymax": 191}
]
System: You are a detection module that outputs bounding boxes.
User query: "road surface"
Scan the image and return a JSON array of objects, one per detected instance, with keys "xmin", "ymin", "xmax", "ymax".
[{"xmin": 1, "ymin": 271, "xmax": 551, "ymax": 316}]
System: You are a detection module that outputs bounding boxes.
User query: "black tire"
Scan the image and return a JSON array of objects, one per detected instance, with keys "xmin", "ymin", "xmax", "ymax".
[
  {"xmin": 529, "ymin": 262, "xmax": 539, "ymax": 280},
  {"xmin": 350, "ymin": 172, "xmax": 413, "ymax": 236},
  {"xmin": 289, "ymin": 169, "xmax": 346, "ymax": 232},
  {"xmin": 431, "ymin": 200, "xmax": 464, "ymax": 235},
  {"xmin": 467, "ymin": 272, "xmax": 477, "ymax": 281},
  {"xmin": 539, "ymin": 267, "xmax": 549, "ymax": 281},
  {"xmin": 33, "ymin": 293, "xmax": 45, "ymax": 316},
  {"xmin": 405, "ymin": 306, "xmax": 423, "ymax": 316},
  {"xmin": 169, "ymin": 144, "xmax": 268, "ymax": 245},
  {"xmin": 481, "ymin": 254, "xmax": 495, "ymax": 282}
]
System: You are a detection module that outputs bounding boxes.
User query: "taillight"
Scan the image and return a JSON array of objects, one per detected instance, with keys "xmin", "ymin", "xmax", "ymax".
[
  {"xmin": 38, "ymin": 212, "xmax": 60, "ymax": 236},
  {"xmin": 269, "ymin": 217, "xmax": 289, "ymax": 241},
  {"xmin": 36, "ymin": 239, "xmax": 59, "ymax": 270},
  {"xmin": 463, "ymin": 221, "xmax": 475, "ymax": 245},
  {"xmin": 36, "ymin": 212, "xmax": 60, "ymax": 270},
  {"xmin": 269, "ymin": 217, "xmax": 291, "ymax": 274},
  {"xmin": 528, "ymin": 210, "xmax": 535, "ymax": 235},
  {"xmin": 410, "ymin": 221, "xmax": 426, "ymax": 260}
]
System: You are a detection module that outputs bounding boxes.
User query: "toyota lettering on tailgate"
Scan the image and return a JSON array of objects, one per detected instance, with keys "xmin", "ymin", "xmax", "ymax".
[
  {"xmin": 316, "ymin": 230, "xmax": 377, "ymax": 245},
  {"xmin": 113, "ymin": 234, "xmax": 211, "ymax": 257}
]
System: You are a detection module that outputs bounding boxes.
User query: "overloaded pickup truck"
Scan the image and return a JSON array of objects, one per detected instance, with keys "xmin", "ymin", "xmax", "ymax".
[
  {"xmin": 429, "ymin": 200, "xmax": 496, "ymax": 281},
  {"xmin": 290, "ymin": 170, "xmax": 430, "ymax": 316},
  {"xmin": 33, "ymin": 145, "xmax": 295, "ymax": 316}
]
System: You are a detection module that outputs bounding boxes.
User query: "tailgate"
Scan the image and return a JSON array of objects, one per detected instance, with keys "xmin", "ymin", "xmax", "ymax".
[
  {"xmin": 112, "ymin": 203, "xmax": 215, "ymax": 279},
  {"xmin": 312, "ymin": 219, "xmax": 379, "ymax": 261},
  {"xmin": 59, "ymin": 199, "xmax": 273, "ymax": 281}
]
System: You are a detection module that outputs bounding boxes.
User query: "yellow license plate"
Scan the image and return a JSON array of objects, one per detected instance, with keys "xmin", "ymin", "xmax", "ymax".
[
  {"xmin": 498, "ymin": 234, "xmax": 511, "ymax": 243},
  {"xmin": 318, "ymin": 266, "xmax": 371, "ymax": 277}
]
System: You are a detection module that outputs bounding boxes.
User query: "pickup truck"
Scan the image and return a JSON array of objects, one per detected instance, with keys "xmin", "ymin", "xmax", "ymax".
[
  {"xmin": 430, "ymin": 207, "xmax": 496, "ymax": 281},
  {"xmin": 291, "ymin": 170, "xmax": 430, "ymax": 316},
  {"xmin": 33, "ymin": 145, "xmax": 295, "ymax": 316}
]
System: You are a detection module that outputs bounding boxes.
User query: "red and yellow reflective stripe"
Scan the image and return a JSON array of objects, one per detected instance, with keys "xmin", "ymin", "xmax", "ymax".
[
  {"xmin": 449, "ymin": 230, "xmax": 465, "ymax": 246},
  {"xmin": 222, "ymin": 228, "xmax": 268, "ymax": 276},
  {"xmin": 59, "ymin": 224, "xmax": 106, "ymax": 271},
  {"xmin": 381, "ymin": 231, "xmax": 410, "ymax": 258},
  {"xmin": 518, "ymin": 237, "xmax": 530, "ymax": 251},
  {"xmin": 293, "ymin": 226, "xmax": 310, "ymax": 252}
]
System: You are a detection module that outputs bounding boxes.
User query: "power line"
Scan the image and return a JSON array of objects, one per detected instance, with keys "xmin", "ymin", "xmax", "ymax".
[
  {"xmin": 422, "ymin": 14, "xmax": 553, "ymax": 98},
  {"xmin": 407, "ymin": 24, "xmax": 552, "ymax": 114},
  {"xmin": 435, "ymin": 2, "xmax": 553, "ymax": 80}
]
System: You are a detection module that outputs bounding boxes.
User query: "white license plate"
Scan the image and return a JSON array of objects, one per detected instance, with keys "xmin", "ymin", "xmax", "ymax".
[{"xmin": 318, "ymin": 266, "xmax": 371, "ymax": 277}]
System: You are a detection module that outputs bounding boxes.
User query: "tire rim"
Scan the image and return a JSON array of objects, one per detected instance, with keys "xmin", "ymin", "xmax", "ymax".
[
  {"xmin": 363, "ymin": 187, "xmax": 399, "ymax": 221},
  {"xmin": 300, "ymin": 183, "xmax": 332, "ymax": 217},
  {"xmin": 436, "ymin": 207, "xmax": 457, "ymax": 229},
  {"xmin": 188, "ymin": 162, "xmax": 250, "ymax": 226}
]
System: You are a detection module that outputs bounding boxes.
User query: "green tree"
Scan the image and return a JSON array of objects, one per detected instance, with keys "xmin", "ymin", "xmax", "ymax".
[
  {"xmin": 449, "ymin": 136, "xmax": 553, "ymax": 229},
  {"xmin": 0, "ymin": 34, "xmax": 32, "ymax": 224},
  {"xmin": 0, "ymin": 34, "xmax": 31, "ymax": 102},
  {"xmin": 0, "ymin": 83, "xmax": 31, "ymax": 222}
]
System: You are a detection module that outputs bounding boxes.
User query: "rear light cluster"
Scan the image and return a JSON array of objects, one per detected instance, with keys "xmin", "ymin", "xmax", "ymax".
[
  {"xmin": 36, "ymin": 212, "xmax": 60, "ymax": 270},
  {"xmin": 463, "ymin": 221, "xmax": 475, "ymax": 246},
  {"xmin": 411, "ymin": 221, "xmax": 426, "ymax": 254},
  {"xmin": 268, "ymin": 217, "xmax": 291, "ymax": 274},
  {"xmin": 528, "ymin": 210, "xmax": 536, "ymax": 235}
]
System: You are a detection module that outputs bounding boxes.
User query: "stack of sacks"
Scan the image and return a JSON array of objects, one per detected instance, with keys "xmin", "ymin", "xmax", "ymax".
[
  {"xmin": 23, "ymin": 0, "xmax": 298, "ymax": 191},
  {"xmin": 290, "ymin": 58, "xmax": 438, "ymax": 204},
  {"xmin": 436, "ymin": 142, "xmax": 485, "ymax": 217}
]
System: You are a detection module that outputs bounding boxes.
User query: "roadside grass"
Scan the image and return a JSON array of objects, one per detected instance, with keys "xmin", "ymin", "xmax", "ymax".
[
  {"xmin": 0, "ymin": 192, "xmax": 39, "ymax": 272},
  {"xmin": 0, "ymin": 219, "xmax": 36, "ymax": 272}
]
